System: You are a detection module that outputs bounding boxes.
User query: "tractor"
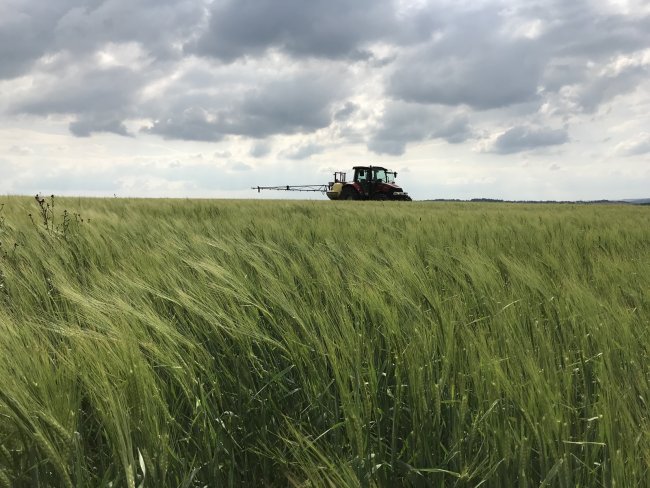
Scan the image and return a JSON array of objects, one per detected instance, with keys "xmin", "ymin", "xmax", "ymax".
[
  {"xmin": 253, "ymin": 165, "xmax": 412, "ymax": 201},
  {"xmin": 326, "ymin": 166, "xmax": 411, "ymax": 201}
]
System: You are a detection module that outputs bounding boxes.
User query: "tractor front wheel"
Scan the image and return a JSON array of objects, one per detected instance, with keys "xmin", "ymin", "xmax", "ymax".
[{"xmin": 340, "ymin": 187, "xmax": 359, "ymax": 200}]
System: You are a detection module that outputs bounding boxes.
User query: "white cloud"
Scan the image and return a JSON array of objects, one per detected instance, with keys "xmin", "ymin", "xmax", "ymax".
[
  {"xmin": 280, "ymin": 142, "xmax": 325, "ymax": 160},
  {"xmin": 616, "ymin": 133, "xmax": 650, "ymax": 156},
  {"xmin": 8, "ymin": 145, "xmax": 34, "ymax": 155}
]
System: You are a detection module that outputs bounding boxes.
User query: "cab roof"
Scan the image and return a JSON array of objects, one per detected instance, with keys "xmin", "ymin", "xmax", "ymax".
[{"xmin": 352, "ymin": 166, "xmax": 389, "ymax": 171}]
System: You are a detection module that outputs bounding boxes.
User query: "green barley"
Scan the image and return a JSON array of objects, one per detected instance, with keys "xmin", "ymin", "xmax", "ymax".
[{"xmin": 0, "ymin": 196, "xmax": 647, "ymax": 486}]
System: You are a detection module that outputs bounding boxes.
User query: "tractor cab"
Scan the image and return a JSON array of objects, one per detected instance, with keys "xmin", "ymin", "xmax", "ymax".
[
  {"xmin": 347, "ymin": 166, "xmax": 410, "ymax": 200},
  {"xmin": 354, "ymin": 166, "xmax": 397, "ymax": 185}
]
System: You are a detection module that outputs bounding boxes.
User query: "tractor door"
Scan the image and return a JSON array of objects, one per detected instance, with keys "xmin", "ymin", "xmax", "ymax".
[
  {"xmin": 372, "ymin": 168, "xmax": 388, "ymax": 197},
  {"xmin": 355, "ymin": 167, "xmax": 370, "ymax": 197}
]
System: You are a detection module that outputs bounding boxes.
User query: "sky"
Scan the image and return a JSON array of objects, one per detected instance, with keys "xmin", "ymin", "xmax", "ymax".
[{"xmin": 1, "ymin": 0, "xmax": 649, "ymax": 201}]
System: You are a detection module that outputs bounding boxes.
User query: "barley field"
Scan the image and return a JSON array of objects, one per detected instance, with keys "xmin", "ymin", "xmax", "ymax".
[{"xmin": 0, "ymin": 196, "xmax": 648, "ymax": 487}]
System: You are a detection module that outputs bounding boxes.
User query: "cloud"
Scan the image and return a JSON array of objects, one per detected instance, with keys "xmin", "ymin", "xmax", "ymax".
[
  {"xmin": 542, "ymin": 60, "xmax": 589, "ymax": 93},
  {"xmin": 537, "ymin": 1, "xmax": 650, "ymax": 61},
  {"xmin": 238, "ymin": 75, "xmax": 342, "ymax": 135},
  {"xmin": 334, "ymin": 101, "xmax": 359, "ymax": 121},
  {"xmin": 54, "ymin": 0, "xmax": 204, "ymax": 58},
  {"xmin": 249, "ymin": 141, "xmax": 271, "ymax": 158},
  {"xmin": 8, "ymin": 145, "xmax": 34, "ymax": 156},
  {"xmin": 15, "ymin": 64, "xmax": 142, "ymax": 115},
  {"xmin": 69, "ymin": 115, "xmax": 132, "ymax": 137},
  {"xmin": 142, "ymin": 107, "xmax": 226, "ymax": 142},
  {"xmin": 388, "ymin": 2, "xmax": 650, "ymax": 113},
  {"xmin": 281, "ymin": 143, "xmax": 325, "ymax": 160},
  {"xmin": 190, "ymin": 0, "xmax": 398, "ymax": 62},
  {"xmin": 488, "ymin": 125, "xmax": 569, "ymax": 154},
  {"xmin": 616, "ymin": 133, "xmax": 650, "ymax": 156},
  {"xmin": 4, "ymin": 0, "xmax": 649, "ymax": 146},
  {"xmin": 388, "ymin": 6, "xmax": 546, "ymax": 110},
  {"xmin": 538, "ymin": 52, "xmax": 650, "ymax": 118},
  {"xmin": 0, "ymin": 1, "xmax": 70, "ymax": 79},
  {"xmin": 11, "ymin": 62, "xmax": 147, "ymax": 138},
  {"xmin": 390, "ymin": 43, "xmax": 544, "ymax": 110},
  {"xmin": 574, "ymin": 63, "xmax": 649, "ymax": 113},
  {"xmin": 533, "ymin": 3, "xmax": 650, "ymax": 116},
  {"xmin": 368, "ymin": 102, "xmax": 474, "ymax": 156},
  {"xmin": 0, "ymin": 0, "xmax": 205, "ymax": 80},
  {"xmin": 145, "ymin": 69, "xmax": 348, "ymax": 140},
  {"xmin": 231, "ymin": 161, "xmax": 252, "ymax": 172}
]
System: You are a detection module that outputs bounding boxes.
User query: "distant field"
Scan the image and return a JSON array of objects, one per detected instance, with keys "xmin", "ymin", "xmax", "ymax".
[{"xmin": 0, "ymin": 197, "xmax": 648, "ymax": 487}]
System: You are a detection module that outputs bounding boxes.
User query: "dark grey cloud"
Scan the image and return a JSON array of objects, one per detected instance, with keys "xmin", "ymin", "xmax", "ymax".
[
  {"xmin": 388, "ymin": 6, "xmax": 546, "ymax": 110},
  {"xmin": 238, "ymin": 75, "xmax": 342, "ymax": 135},
  {"xmin": 368, "ymin": 102, "xmax": 474, "ymax": 156},
  {"xmin": 145, "ymin": 71, "xmax": 348, "ymax": 141},
  {"xmin": 334, "ymin": 102, "xmax": 359, "ymax": 121},
  {"xmin": 15, "ymin": 65, "xmax": 141, "ymax": 115},
  {"xmin": 143, "ymin": 107, "xmax": 225, "ymax": 142},
  {"xmin": 70, "ymin": 115, "xmax": 131, "ymax": 137},
  {"xmin": 390, "ymin": 43, "xmax": 543, "ymax": 109},
  {"xmin": 0, "ymin": 0, "xmax": 204, "ymax": 80},
  {"xmin": 11, "ymin": 63, "xmax": 146, "ymax": 137},
  {"xmin": 389, "ymin": 2, "xmax": 650, "ymax": 112},
  {"xmin": 489, "ymin": 125, "xmax": 569, "ymax": 154},
  {"xmin": 539, "ymin": 60, "xmax": 650, "ymax": 118},
  {"xmin": 575, "ymin": 64, "xmax": 649, "ymax": 113},
  {"xmin": 190, "ymin": 0, "xmax": 398, "ymax": 62},
  {"xmin": 542, "ymin": 60, "xmax": 589, "ymax": 92},
  {"xmin": 0, "ymin": 1, "xmax": 75, "ymax": 79},
  {"xmin": 533, "ymin": 0, "xmax": 650, "ymax": 114},
  {"xmin": 54, "ymin": 0, "xmax": 203, "ymax": 59},
  {"xmin": 536, "ymin": 1, "xmax": 650, "ymax": 61}
]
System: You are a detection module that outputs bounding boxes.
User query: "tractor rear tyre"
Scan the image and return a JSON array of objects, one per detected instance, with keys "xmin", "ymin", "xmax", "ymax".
[{"xmin": 340, "ymin": 187, "xmax": 359, "ymax": 200}]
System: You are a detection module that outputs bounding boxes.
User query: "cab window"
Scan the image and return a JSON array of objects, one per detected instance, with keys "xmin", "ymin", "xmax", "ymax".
[{"xmin": 374, "ymin": 169, "xmax": 387, "ymax": 182}]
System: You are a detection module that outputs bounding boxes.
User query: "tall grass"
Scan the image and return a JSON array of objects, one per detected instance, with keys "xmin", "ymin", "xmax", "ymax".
[{"xmin": 0, "ymin": 197, "xmax": 648, "ymax": 486}]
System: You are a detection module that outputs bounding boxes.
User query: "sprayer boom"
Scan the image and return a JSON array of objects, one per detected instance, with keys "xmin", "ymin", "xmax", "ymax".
[{"xmin": 253, "ymin": 185, "xmax": 327, "ymax": 193}]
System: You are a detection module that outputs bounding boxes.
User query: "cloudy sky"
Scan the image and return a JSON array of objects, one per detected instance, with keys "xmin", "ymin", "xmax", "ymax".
[{"xmin": 1, "ymin": 0, "xmax": 649, "ymax": 200}]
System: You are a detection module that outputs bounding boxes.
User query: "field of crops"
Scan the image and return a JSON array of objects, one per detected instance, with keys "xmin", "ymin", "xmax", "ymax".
[{"xmin": 0, "ymin": 196, "xmax": 648, "ymax": 487}]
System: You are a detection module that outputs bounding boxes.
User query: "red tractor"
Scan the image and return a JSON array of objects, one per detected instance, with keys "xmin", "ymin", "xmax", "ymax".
[
  {"xmin": 326, "ymin": 166, "xmax": 411, "ymax": 201},
  {"xmin": 254, "ymin": 165, "xmax": 412, "ymax": 201}
]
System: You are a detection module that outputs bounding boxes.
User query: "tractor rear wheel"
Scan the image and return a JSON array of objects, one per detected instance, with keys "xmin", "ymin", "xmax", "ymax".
[{"xmin": 340, "ymin": 187, "xmax": 359, "ymax": 200}]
